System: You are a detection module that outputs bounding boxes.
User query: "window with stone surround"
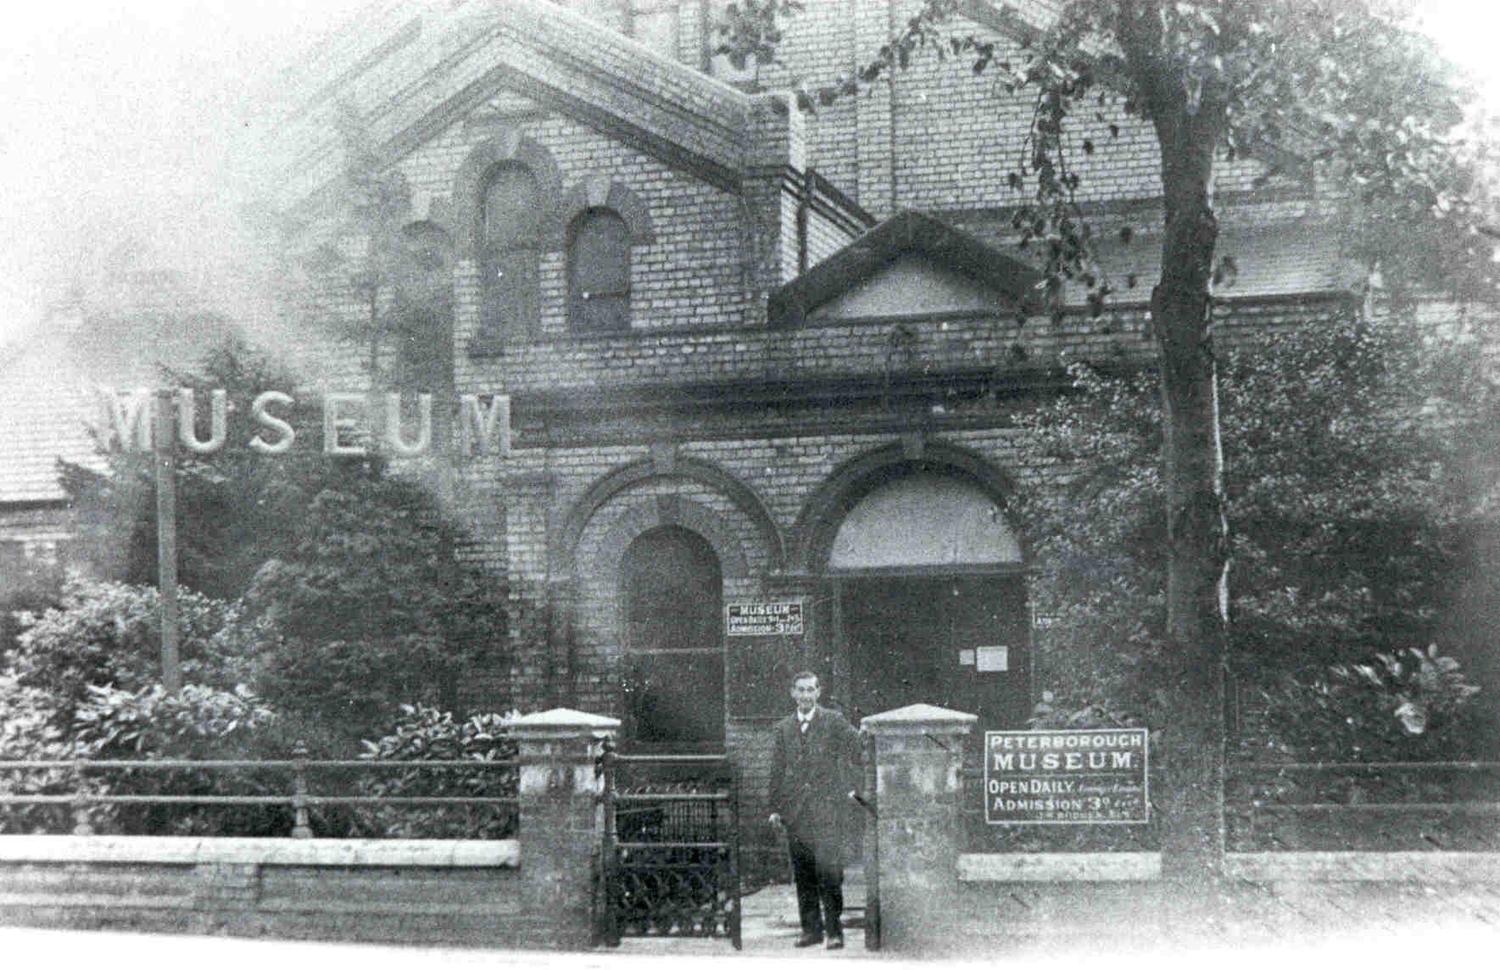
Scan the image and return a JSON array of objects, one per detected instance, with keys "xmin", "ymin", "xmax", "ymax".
[
  {"xmin": 567, "ymin": 208, "xmax": 632, "ymax": 334},
  {"xmin": 479, "ymin": 163, "xmax": 541, "ymax": 342}
]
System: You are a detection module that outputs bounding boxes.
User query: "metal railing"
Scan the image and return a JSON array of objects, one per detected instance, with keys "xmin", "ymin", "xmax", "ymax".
[
  {"xmin": 0, "ymin": 745, "xmax": 520, "ymax": 839},
  {"xmin": 599, "ymin": 747, "xmax": 742, "ymax": 949}
]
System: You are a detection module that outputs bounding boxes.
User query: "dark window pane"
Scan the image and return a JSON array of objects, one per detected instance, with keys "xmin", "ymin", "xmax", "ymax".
[
  {"xmin": 623, "ymin": 653, "xmax": 725, "ymax": 747},
  {"xmin": 476, "ymin": 164, "xmax": 541, "ymax": 345},
  {"xmin": 569, "ymin": 208, "xmax": 631, "ymax": 332},
  {"xmin": 483, "ymin": 165, "xmax": 541, "ymax": 249},
  {"xmin": 480, "ymin": 250, "xmax": 539, "ymax": 339}
]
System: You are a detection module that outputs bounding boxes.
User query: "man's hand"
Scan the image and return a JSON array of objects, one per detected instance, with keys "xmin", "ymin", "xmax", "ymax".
[{"xmin": 768, "ymin": 813, "xmax": 783, "ymax": 828}]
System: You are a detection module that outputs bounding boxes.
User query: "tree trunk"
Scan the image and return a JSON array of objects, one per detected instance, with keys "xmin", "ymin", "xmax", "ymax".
[{"xmin": 1150, "ymin": 107, "xmax": 1231, "ymax": 891}]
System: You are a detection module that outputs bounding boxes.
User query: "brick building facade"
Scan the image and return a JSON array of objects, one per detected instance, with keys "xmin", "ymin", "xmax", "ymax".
[
  {"xmin": 228, "ymin": 0, "xmax": 1370, "ymax": 808},
  {"xmin": 2, "ymin": 0, "xmax": 1365, "ymax": 808}
]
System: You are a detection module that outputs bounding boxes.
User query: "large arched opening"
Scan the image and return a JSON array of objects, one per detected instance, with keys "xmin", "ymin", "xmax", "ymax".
[{"xmin": 826, "ymin": 468, "xmax": 1031, "ymax": 729}]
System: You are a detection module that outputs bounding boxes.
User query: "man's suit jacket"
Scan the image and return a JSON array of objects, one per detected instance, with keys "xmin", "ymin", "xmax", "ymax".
[{"xmin": 768, "ymin": 705, "xmax": 863, "ymax": 854}]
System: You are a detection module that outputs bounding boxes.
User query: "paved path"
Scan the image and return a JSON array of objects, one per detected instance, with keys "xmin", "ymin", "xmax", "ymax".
[
  {"xmin": 4, "ymin": 876, "xmax": 1499, "ymax": 966},
  {"xmin": 613, "ymin": 882, "xmax": 870, "ymax": 958}
]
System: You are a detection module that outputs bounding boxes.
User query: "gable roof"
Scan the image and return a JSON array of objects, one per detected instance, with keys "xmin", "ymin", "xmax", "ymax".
[
  {"xmin": 261, "ymin": 0, "xmax": 760, "ymax": 213},
  {"xmin": 768, "ymin": 210, "xmax": 1043, "ymax": 325}
]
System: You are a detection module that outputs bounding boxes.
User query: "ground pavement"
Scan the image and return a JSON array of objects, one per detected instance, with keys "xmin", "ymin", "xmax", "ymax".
[{"xmin": 4, "ymin": 873, "xmax": 1499, "ymax": 966}]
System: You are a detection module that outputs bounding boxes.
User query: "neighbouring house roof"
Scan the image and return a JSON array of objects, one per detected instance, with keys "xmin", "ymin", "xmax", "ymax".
[
  {"xmin": 0, "ymin": 296, "xmax": 235, "ymax": 506},
  {"xmin": 768, "ymin": 210, "xmax": 1044, "ymax": 325}
]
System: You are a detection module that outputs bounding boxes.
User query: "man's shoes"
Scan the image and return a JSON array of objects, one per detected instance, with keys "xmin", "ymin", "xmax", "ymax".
[
  {"xmin": 826, "ymin": 934, "xmax": 845, "ymax": 950},
  {"xmin": 794, "ymin": 932, "xmax": 824, "ymax": 948}
]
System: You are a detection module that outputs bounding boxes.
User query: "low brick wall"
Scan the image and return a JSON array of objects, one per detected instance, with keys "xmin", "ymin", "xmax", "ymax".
[
  {"xmin": 0, "ymin": 837, "xmax": 525, "ymax": 946},
  {"xmin": 0, "ymin": 708, "xmax": 622, "ymax": 949},
  {"xmin": 933, "ymin": 853, "xmax": 1500, "ymax": 954},
  {"xmin": 864, "ymin": 706, "xmax": 1500, "ymax": 954}
]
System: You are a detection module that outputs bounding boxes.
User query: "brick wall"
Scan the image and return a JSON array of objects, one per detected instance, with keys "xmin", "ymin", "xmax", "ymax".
[{"xmin": 0, "ymin": 839, "xmax": 530, "ymax": 946}]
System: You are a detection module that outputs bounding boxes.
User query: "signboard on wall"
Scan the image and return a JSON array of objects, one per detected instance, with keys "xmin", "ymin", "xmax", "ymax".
[
  {"xmin": 725, "ymin": 599, "xmax": 803, "ymax": 637},
  {"xmin": 983, "ymin": 728, "xmax": 1149, "ymax": 824}
]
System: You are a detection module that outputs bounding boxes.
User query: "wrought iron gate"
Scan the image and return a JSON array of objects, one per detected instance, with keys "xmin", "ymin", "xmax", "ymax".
[{"xmin": 598, "ymin": 745, "xmax": 741, "ymax": 948}]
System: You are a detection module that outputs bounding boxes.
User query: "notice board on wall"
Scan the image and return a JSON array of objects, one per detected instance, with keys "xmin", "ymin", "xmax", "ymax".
[
  {"xmin": 725, "ymin": 599, "xmax": 804, "ymax": 637},
  {"xmin": 982, "ymin": 728, "xmax": 1149, "ymax": 824}
]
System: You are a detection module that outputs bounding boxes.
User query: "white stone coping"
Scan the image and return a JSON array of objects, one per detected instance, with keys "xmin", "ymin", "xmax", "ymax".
[
  {"xmin": 958, "ymin": 852, "xmax": 1161, "ymax": 882},
  {"xmin": 511, "ymin": 707, "xmax": 620, "ymax": 738},
  {"xmin": 862, "ymin": 703, "xmax": 979, "ymax": 735},
  {"xmin": 1226, "ymin": 852, "xmax": 1500, "ymax": 883},
  {"xmin": 958, "ymin": 852, "xmax": 1500, "ymax": 883},
  {"xmin": 0, "ymin": 836, "xmax": 519, "ymax": 868}
]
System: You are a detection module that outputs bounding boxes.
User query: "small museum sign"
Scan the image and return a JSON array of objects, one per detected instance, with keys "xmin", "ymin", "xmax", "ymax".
[
  {"xmin": 725, "ymin": 599, "xmax": 804, "ymax": 637},
  {"xmin": 983, "ymin": 728, "xmax": 1149, "ymax": 824}
]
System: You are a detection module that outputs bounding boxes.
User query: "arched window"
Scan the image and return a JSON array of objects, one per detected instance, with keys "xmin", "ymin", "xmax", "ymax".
[
  {"xmin": 568, "ymin": 208, "xmax": 631, "ymax": 333},
  {"xmin": 480, "ymin": 163, "xmax": 541, "ymax": 341},
  {"xmin": 620, "ymin": 526, "xmax": 724, "ymax": 747},
  {"xmin": 391, "ymin": 222, "xmax": 455, "ymax": 393}
]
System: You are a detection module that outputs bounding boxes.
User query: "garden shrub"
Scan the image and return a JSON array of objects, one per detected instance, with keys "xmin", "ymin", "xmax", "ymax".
[{"xmin": 349, "ymin": 704, "xmax": 520, "ymax": 839}]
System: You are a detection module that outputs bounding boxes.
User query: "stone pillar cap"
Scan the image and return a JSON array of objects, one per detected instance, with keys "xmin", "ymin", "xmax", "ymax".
[
  {"xmin": 511, "ymin": 708, "xmax": 621, "ymax": 737},
  {"xmin": 861, "ymin": 703, "xmax": 978, "ymax": 735}
]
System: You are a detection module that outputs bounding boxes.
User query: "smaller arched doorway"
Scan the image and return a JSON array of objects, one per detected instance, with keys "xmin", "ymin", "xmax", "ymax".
[
  {"xmin": 828, "ymin": 470, "xmax": 1031, "ymax": 729},
  {"xmin": 619, "ymin": 526, "xmax": 725, "ymax": 749}
]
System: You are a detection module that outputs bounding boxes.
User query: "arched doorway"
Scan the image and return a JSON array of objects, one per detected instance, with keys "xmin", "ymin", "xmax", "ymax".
[
  {"xmin": 619, "ymin": 526, "xmax": 725, "ymax": 749},
  {"xmin": 829, "ymin": 471, "xmax": 1031, "ymax": 729}
]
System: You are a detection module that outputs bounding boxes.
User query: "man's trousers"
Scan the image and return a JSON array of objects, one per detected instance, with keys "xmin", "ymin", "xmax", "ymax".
[{"xmin": 787, "ymin": 832, "xmax": 843, "ymax": 939}]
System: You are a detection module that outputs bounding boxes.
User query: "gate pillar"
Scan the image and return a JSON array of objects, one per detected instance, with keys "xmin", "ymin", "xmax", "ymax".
[
  {"xmin": 513, "ymin": 708, "xmax": 620, "ymax": 948},
  {"xmin": 862, "ymin": 703, "xmax": 976, "ymax": 953}
]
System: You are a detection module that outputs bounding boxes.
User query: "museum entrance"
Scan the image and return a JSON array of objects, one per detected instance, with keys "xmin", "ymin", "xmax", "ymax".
[
  {"xmin": 839, "ymin": 573, "xmax": 1030, "ymax": 729},
  {"xmin": 824, "ymin": 469, "xmax": 1031, "ymax": 731}
]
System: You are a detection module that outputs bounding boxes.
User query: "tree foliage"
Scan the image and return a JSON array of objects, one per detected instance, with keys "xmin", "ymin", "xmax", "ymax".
[
  {"xmin": 59, "ymin": 337, "xmax": 510, "ymax": 747},
  {"xmin": 1017, "ymin": 314, "xmax": 1498, "ymax": 730},
  {"xmin": 296, "ymin": 102, "xmax": 454, "ymax": 395},
  {"xmin": 5, "ymin": 575, "xmax": 268, "ymax": 733}
]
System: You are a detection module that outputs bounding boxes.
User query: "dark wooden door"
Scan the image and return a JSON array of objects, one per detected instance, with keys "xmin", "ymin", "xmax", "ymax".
[
  {"xmin": 841, "ymin": 574, "xmax": 1030, "ymax": 730},
  {"xmin": 620, "ymin": 526, "xmax": 725, "ymax": 748}
]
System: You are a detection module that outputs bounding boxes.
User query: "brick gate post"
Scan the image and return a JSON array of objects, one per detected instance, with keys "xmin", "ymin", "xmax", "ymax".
[
  {"xmin": 862, "ymin": 703, "xmax": 977, "ymax": 953},
  {"xmin": 512, "ymin": 708, "xmax": 620, "ymax": 948}
]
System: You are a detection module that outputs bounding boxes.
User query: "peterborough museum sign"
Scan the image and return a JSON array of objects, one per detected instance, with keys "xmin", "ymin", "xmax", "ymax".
[{"xmin": 983, "ymin": 728, "xmax": 1149, "ymax": 824}]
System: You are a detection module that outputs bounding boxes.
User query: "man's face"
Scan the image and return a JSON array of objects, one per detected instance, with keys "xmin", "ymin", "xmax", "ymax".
[{"xmin": 791, "ymin": 676, "xmax": 821, "ymax": 714}]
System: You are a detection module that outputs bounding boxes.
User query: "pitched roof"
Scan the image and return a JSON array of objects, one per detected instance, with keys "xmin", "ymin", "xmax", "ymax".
[
  {"xmin": 260, "ymin": 0, "xmax": 759, "ymax": 212},
  {"xmin": 0, "ymin": 298, "xmax": 234, "ymax": 506},
  {"xmin": 768, "ymin": 210, "xmax": 1043, "ymax": 325}
]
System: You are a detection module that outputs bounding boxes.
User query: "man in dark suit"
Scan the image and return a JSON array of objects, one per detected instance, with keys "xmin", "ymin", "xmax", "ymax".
[{"xmin": 767, "ymin": 671, "xmax": 863, "ymax": 950}]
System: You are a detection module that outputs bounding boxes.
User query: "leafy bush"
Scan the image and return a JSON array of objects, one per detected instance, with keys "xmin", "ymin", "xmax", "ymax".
[
  {"xmin": 68, "ymin": 682, "xmax": 291, "ymax": 836},
  {"xmin": 1238, "ymin": 646, "xmax": 1489, "ymax": 849},
  {"xmin": 1256, "ymin": 644, "xmax": 1485, "ymax": 763},
  {"xmin": 0, "ymin": 680, "xmax": 292, "ymax": 836},
  {"xmin": 1026, "ymin": 690, "xmax": 1142, "ymax": 730},
  {"xmin": 349, "ymin": 704, "xmax": 519, "ymax": 839},
  {"xmin": 0, "ymin": 674, "xmax": 77, "ymax": 833},
  {"xmin": 6, "ymin": 575, "xmax": 269, "ymax": 732}
]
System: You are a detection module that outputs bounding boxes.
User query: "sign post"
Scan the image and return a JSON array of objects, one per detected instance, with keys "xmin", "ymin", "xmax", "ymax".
[{"xmin": 154, "ymin": 389, "xmax": 181, "ymax": 693}]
